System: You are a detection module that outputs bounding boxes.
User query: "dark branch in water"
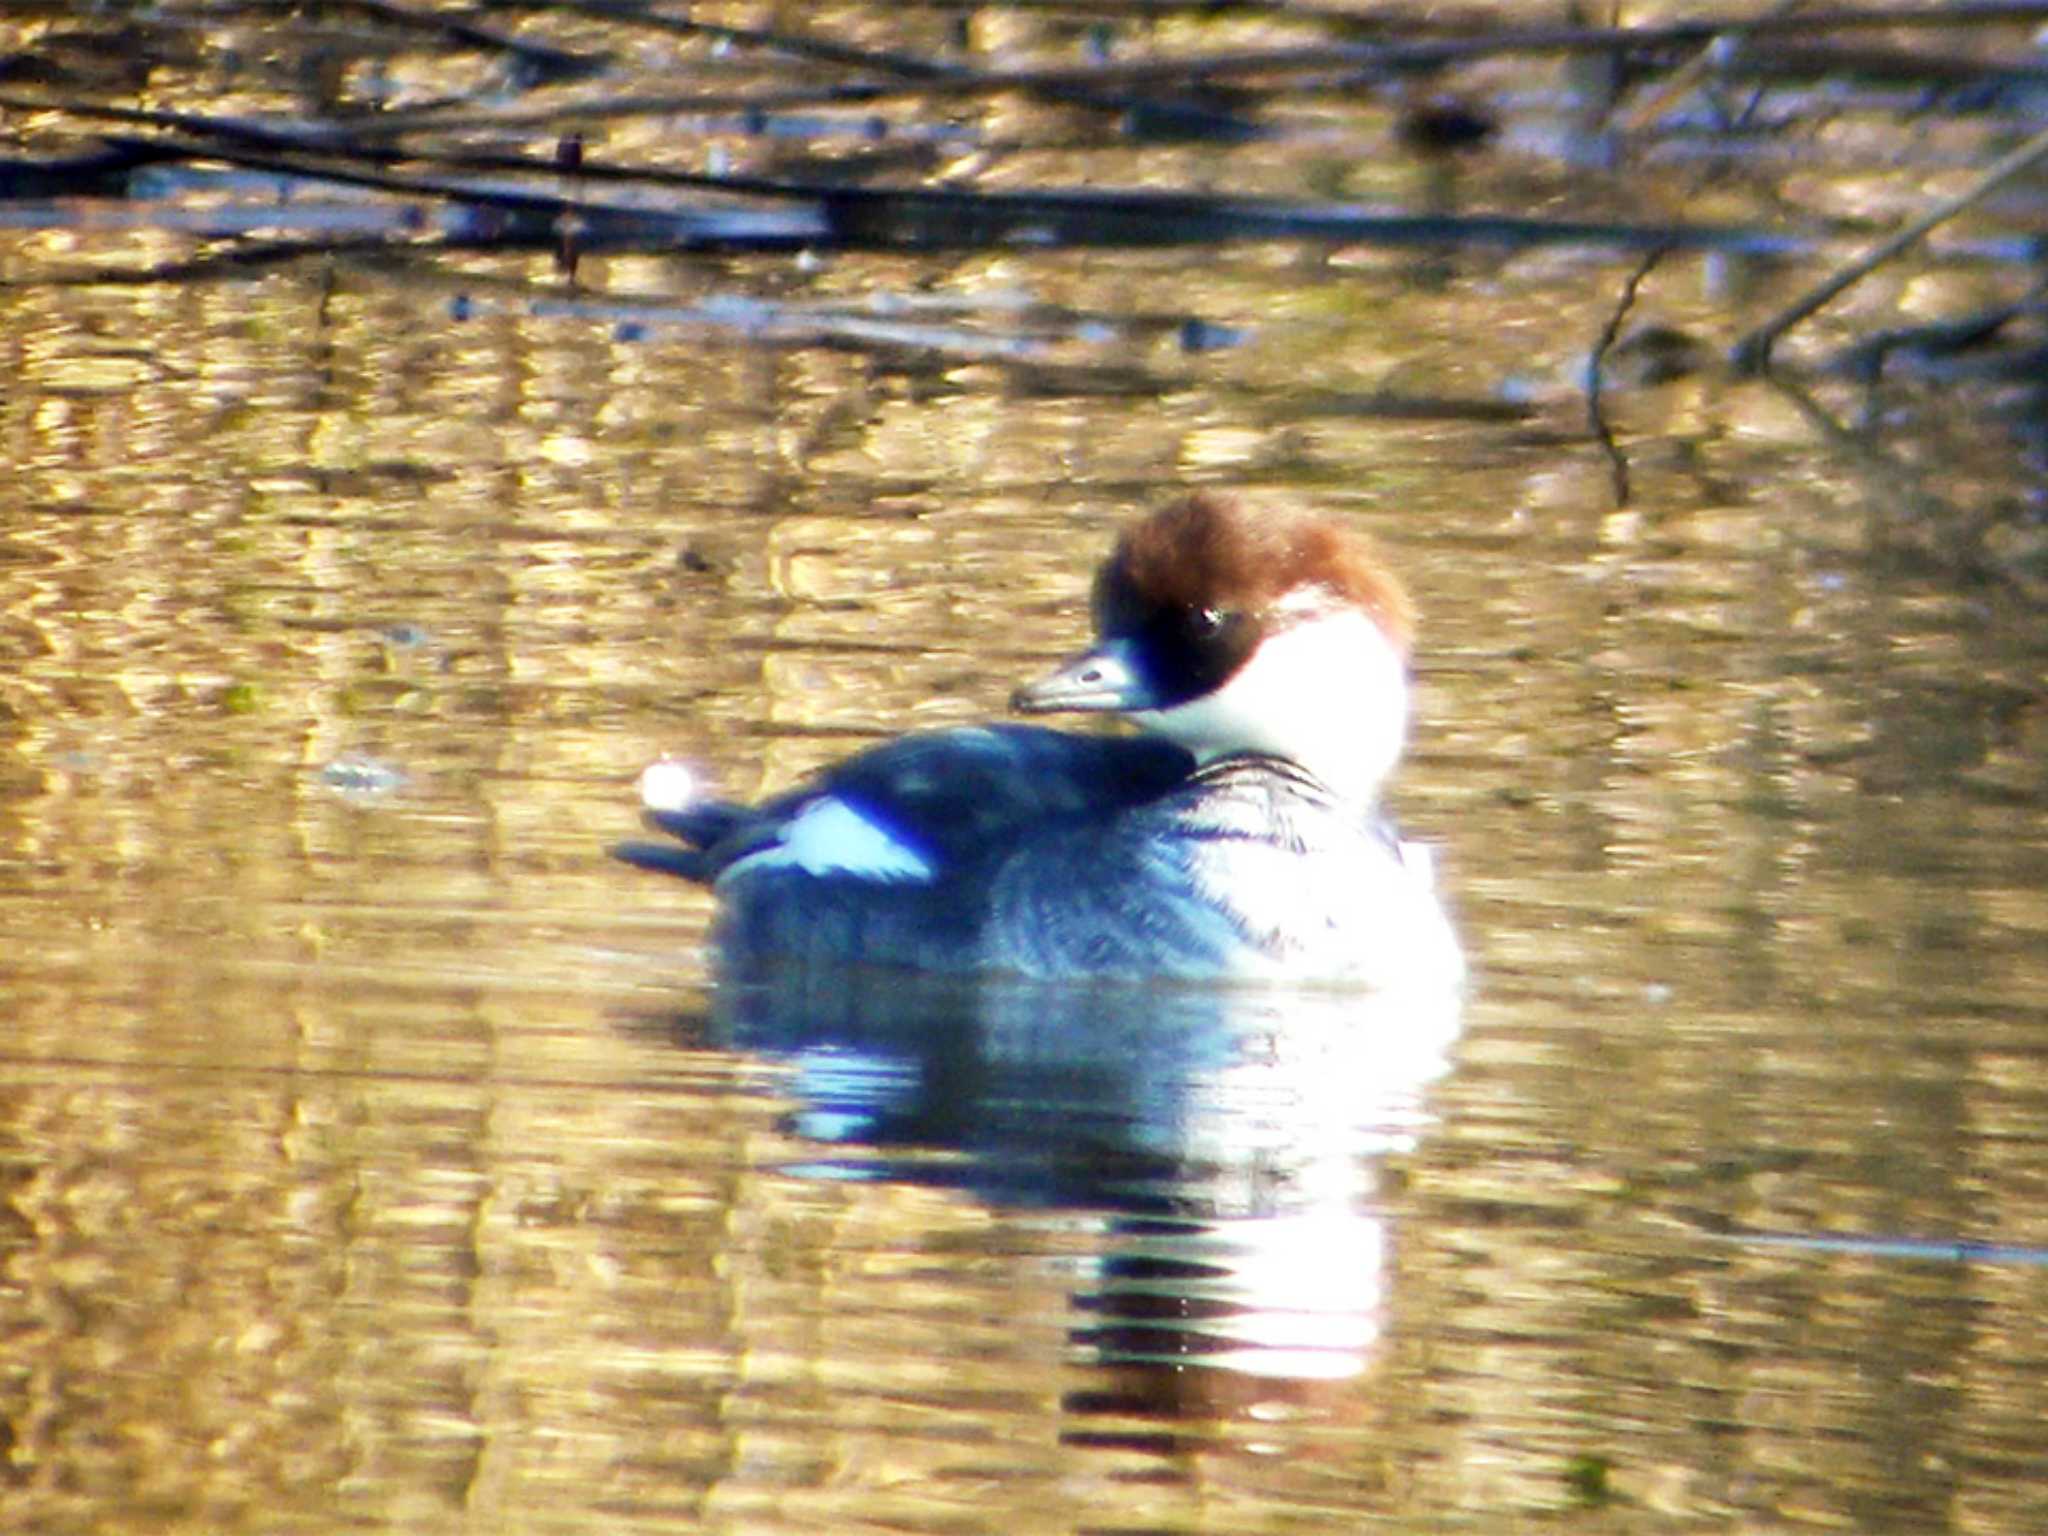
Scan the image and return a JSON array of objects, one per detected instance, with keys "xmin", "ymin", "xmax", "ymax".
[
  {"xmin": 1586, "ymin": 252, "xmax": 1668, "ymax": 510},
  {"xmin": 77, "ymin": 122, "xmax": 1813, "ymax": 259},
  {"xmin": 0, "ymin": 141, "xmax": 181, "ymax": 198},
  {"xmin": 1, "ymin": 0, "xmax": 2042, "ymax": 399},
  {"xmin": 1732, "ymin": 121, "xmax": 2048, "ymax": 372},
  {"xmin": 0, "ymin": 84, "xmax": 1816, "ymax": 260}
]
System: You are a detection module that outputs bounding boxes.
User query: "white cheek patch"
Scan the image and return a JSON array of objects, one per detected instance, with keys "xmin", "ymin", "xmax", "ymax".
[
  {"xmin": 1130, "ymin": 608, "xmax": 1409, "ymax": 800},
  {"xmin": 724, "ymin": 796, "xmax": 936, "ymax": 884}
]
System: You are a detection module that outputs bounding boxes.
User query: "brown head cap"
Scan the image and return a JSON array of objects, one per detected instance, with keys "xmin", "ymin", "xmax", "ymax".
[{"xmin": 1097, "ymin": 491, "xmax": 1415, "ymax": 655}]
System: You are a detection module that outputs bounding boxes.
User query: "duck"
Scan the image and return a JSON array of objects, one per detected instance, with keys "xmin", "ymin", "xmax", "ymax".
[{"xmin": 616, "ymin": 490, "xmax": 1461, "ymax": 988}]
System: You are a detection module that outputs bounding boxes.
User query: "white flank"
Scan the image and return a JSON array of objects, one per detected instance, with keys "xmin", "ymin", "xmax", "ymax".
[
  {"xmin": 729, "ymin": 796, "xmax": 935, "ymax": 883},
  {"xmin": 1396, "ymin": 838, "xmax": 1437, "ymax": 889}
]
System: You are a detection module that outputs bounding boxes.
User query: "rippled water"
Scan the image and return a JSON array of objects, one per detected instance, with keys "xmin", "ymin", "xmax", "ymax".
[{"xmin": 3, "ymin": 4, "xmax": 2047, "ymax": 1533}]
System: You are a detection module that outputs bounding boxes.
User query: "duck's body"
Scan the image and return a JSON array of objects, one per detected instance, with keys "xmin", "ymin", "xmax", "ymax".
[{"xmin": 617, "ymin": 493, "xmax": 1462, "ymax": 988}]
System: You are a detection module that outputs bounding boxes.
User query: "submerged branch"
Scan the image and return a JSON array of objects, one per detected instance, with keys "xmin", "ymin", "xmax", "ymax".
[
  {"xmin": 1732, "ymin": 120, "xmax": 2048, "ymax": 372},
  {"xmin": 83, "ymin": 126, "xmax": 1818, "ymax": 259}
]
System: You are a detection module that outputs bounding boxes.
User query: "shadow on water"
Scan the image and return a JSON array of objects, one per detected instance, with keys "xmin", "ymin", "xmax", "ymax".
[{"xmin": 642, "ymin": 966, "xmax": 1463, "ymax": 1430}]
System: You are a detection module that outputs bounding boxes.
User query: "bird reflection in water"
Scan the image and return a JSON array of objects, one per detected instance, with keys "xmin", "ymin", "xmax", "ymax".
[{"xmin": 677, "ymin": 960, "xmax": 1463, "ymax": 1451}]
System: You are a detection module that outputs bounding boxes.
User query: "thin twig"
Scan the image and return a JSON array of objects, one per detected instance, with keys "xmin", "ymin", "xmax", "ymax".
[
  {"xmin": 1732, "ymin": 120, "xmax": 2048, "ymax": 372},
  {"xmin": 1620, "ymin": 0, "xmax": 1808, "ymax": 133},
  {"xmin": 1586, "ymin": 251, "xmax": 1667, "ymax": 508}
]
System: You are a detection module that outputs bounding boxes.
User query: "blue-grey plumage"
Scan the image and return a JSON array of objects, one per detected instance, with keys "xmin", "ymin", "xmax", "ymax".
[
  {"xmin": 617, "ymin": 492, "xmax": 1463, "ymax": 988},
  {"xmin": 977, "ymin": 755, "xmax": 1457, "ymax": 984}
]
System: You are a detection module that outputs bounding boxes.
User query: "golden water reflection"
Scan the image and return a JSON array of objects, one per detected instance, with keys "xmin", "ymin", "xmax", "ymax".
[
  {"xmin": 3, "ymin": 3, "xmax": 2047, "ymax": 1530},
  {"xmin": 3, "ymin": 259, "xmax": 2045, "ymax": 1528}
]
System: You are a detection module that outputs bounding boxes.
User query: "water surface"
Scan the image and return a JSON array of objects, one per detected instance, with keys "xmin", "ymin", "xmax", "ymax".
[{"xmin": 2, "ymin": 4, "xmax": 2046, "ymax": 1532}]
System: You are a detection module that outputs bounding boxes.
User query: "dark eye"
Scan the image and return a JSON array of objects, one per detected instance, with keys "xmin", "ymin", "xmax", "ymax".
[{"xmin": 1152, "ymin": 604, "xmax": 1255, "ymax": 701}]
